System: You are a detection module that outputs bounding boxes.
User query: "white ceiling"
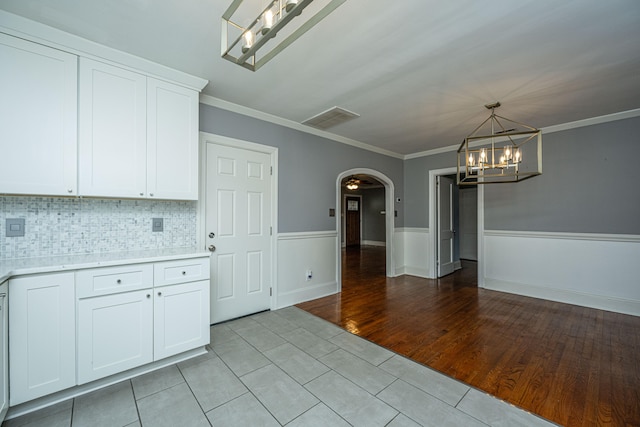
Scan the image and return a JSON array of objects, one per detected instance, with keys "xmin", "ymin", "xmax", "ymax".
[{"xmin": 2, "ymin": 0, "xmax": 639, "ymax": 156}]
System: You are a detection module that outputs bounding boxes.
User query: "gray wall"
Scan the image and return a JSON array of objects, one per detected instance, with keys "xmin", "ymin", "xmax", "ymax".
[
  {"xmin": 362, "ymin": 187, "xmax": 386, "ymax": 242},
  {"xmin": 403, "ymin": 116, "xmax": 640, "ymax": 236},
  {"xmin": 200, "ymin": 105, "xmax": 404, "ymax": 233},
  {"xmin": 485, "ymin": 116, "xmax": 640, "ymax": 234}
]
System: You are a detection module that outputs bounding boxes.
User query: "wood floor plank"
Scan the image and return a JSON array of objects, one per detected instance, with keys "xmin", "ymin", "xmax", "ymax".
[{"xmin": 297, "ymin": 246, "xmax": 640, "ymax": 427}]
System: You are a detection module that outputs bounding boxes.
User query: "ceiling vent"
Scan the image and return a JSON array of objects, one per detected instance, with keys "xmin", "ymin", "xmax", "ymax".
[{"xmin": 302, "ymin": 106, "xmax": 360, "ymax": 130}]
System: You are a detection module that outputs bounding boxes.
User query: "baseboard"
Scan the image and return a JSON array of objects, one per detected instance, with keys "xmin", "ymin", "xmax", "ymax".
[
  {"xmin": 362, "ymin": 240, "xmax": 386, "ymax": 247},
  {"xmin": 275, "ymin": 281, "xmax": 339, "ymax": 309},
  {"xmin": 454, "ymin": 260, "xmax": 462, "ymax": 271},
  {"xmin": 398, "ymin": 266, "xmax": 430, "ymax": 279},
  {"xmin": 484, "ymin": 278, "xmax": 640, "ymax": 317}
]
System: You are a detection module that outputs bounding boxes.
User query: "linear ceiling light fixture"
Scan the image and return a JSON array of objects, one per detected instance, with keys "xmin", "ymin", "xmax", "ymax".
[
  {"xmin": 457, "ymin": 102, "xmax": 542, "ymax": 185},
  {"xmin": 221, "ymin": 0, "xmax": 346, "ymax": 71}
]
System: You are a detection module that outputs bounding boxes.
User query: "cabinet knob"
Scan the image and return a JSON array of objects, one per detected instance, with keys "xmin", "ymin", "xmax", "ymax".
[
  {"xmin": 116, "ymin": 279, "xmax": 122, "ymax": 284},
  {"xmin": 146, "ymin": 294, "xmax": 151, "ymax": 298},
  {"xmin": 208, "ymin": 245, "xmax": 216, "ymax": 252},
  {"xmin": 182, "ymin": 271, "xmax": 186, "ymax": 275},
  {"xmin": 140, "ymin": 192, "xmax": 144, "ymax": 196},
  {"xmin": 157, "ymin": 291, "xmax": 162, "ymax": 296},
  {"xmin": 149, "ymin": 193, "xmax": 154, "ymax": 197},
  {"xmin": 209, "ymin": 232, "xmax": 215, "ymax": 239},
  {"xmin": 67, "ymin": 189, "xmax": 73, "ymax": 193}
]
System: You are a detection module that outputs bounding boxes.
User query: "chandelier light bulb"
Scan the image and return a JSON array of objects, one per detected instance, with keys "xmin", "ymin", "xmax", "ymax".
[
  {"xmin": 261, "ymin": 9, "xmax": 274, "ymax": 35},
  {"xmin": 285, "ymin": 0, "xmax": 298, "ymax": 13},
  {"xmin": 241, "ymin": 31, "xmax": 254, "ymax": 53}
]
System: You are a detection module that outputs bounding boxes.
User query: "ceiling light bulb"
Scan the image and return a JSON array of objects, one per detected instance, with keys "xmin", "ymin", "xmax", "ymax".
[
  {"xmin": 468, "ymin": 154, "xmax": 474, "ymax": 166},
  {"xmin": 285, "ymin": 0, "xmax": 298, "ymax": 13},
  {"xmin": 241, "ymin": 31, "xmax": 254, "ymax": 53}
]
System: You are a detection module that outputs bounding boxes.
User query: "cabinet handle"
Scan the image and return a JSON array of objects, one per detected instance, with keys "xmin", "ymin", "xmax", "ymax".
[{"xmin": 157, "ymin": 291, "xmax": 162, "ymax": 296}]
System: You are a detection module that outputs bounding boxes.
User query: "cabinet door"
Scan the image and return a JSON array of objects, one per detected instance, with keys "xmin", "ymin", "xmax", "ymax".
[
  {"xmin": 9, "ymin": 273, "xmax": 76, "ymax": 405},
  {"xmin": 147, "ymin": 78, "xmax": 199, "ymax": 200},
  {"xmin": 0, "ymin": 282, "xmax": 7, "ymax": 422},
  {"xmin": 77, "ymin": 289, "xmax": 153, "ymax": 384},
  {"xmin": 0, "ymin": 33, "xmax": 78, "ymax": 196},
  {"xmin": 154, "ymin": 280, "xmax": 210, "ymax": 360},
  {"xmin": 79, "ymin": 58, "xmax": 147, "ymax": 198}
]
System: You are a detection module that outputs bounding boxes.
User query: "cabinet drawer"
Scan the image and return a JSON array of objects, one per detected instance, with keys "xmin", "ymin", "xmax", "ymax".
[
  {"xmin": 154, "ymin": 257, "xmax": 210, "ymax": 287},
  {"xmin": 76, "ymin": 264, "xmax": 153, "ymax": 298}
]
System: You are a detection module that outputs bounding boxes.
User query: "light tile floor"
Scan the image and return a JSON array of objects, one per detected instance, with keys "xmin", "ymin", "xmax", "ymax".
[{"xmin": 2, "ymin": 307, "xmax": 558, "ymax": 427}]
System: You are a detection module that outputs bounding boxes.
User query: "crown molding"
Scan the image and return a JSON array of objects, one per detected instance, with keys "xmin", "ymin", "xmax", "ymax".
[{"xmin": 199, "ymin": 95, "xmax": 404, "ymax": 160}]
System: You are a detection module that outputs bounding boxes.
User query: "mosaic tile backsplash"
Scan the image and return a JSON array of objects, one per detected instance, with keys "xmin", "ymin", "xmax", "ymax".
[{"xmin": 0, "ymin": 196, "xmax": 198, "ymax": 260}]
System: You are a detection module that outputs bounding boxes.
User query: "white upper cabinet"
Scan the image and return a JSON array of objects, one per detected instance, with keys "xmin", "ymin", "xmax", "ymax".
[
  {"xmin": 79, "ymin": 58, "xmax": 148, "ymax": 198},
  {"xmin": 147, "ymin": 78, "xmax": 199, "ymax": 200},
  {"xmin": 79, "ymin": 58, "xmax": 199, "ymax": 200},
  {"xmin": 0, "ymin": 33, "xmax": 78, "ymax": 196}
]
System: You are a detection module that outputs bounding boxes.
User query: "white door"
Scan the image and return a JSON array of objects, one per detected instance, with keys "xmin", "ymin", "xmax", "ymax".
[
  {"xmin": 437, "ymin": 175, "xmax": 455, "ymax": 277},
  {"xmin": 77, "ymin": 289, "xmax": 153, "ymax": 384},
  {"xmin": 154, "ymin": 281, "xmax": 209, "ymax": 359},
  {"xmin": 206, "ymin": 143, "xmax": 272, "ymax": 324}
]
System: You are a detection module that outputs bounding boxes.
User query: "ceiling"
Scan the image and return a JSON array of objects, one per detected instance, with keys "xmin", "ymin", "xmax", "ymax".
[{"xmin": 2, "ymin": 0, "xmax": 639, "ymax": 156}]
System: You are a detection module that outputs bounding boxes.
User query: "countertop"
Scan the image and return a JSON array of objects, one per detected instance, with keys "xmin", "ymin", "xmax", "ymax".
[{"xmin": 0, "ymin": 247, "xmax": 211, "ymax": 283}]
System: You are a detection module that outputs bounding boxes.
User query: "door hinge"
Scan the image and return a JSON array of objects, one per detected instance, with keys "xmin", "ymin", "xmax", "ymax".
[
  {"xmin": 270, "ymin": 166, "xmax": 273, "ymax": 175},
  {"xmin": 270, "ymin": 287, "xmax": 272, "ymax": 297},
  {"xmin": 270, "ymin": 226, "xmax": 272, "ymax": 236}
]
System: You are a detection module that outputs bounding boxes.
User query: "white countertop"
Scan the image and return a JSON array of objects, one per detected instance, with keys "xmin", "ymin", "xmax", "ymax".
[{"xmin": 0, "ymin": 247, "xmax": 211, "ymax": 283}]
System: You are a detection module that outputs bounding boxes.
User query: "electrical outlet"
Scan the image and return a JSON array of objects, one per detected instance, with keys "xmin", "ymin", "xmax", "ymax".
[
  {"xmin": 6, "ymin": 218, "xmax": 25, "ymax": 237},
  {"xmin": 152, "ymin": 218, "xmax": 163, "ymax": 232},
  {"xmin": 306, "ymin": 269, "xmax": 313, "ymax": 281}
]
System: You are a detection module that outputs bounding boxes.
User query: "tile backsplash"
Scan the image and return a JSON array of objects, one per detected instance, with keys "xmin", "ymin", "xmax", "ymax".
[{"xmin": 0, "ymin": 196, "xmax": 197, "ymax": 260}]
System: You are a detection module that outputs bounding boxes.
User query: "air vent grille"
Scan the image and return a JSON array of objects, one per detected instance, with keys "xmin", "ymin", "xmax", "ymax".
[{"xmin": 302, "ymin": 106, "xmax": 360, "ymax": 130}]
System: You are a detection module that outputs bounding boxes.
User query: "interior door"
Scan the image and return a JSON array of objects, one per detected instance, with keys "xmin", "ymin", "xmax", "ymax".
[
  {"xmin": 437, "ymin": 175, "xmax": 455, "ymax": 277},
  {"xmin": 206, "ymin": 143, "xmax": 272, "ymax": 324},
  {"xmin": 345, "ymin": 196, "xmax": 361, "ymax": 247}
]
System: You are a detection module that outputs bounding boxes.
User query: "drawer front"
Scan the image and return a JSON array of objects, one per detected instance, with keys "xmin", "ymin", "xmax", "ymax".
[
  {"xmin": 76, "ymin": 264, "xmax": 153, "ymax": 298},
  {"xmin": 154, "ymin": 257, "xmax": 210, "ymax": 287}
]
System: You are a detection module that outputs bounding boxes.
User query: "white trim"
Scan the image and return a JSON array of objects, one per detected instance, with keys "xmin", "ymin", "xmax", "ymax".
[
  {"xmin": 336, "ymin": 168, "xmax": 396, "ymax": 285},
  {"xmin": 275, "ymin": 281, "xmax": 339, "ymax": 309},
  {"xmin": 278, "ymin": 231, "xmax": 338, "ymax": 240},
  {"xmin": 0, "ymin": 10, "xmax": 207, "ymax": 91},
  {"xmin": 485, "ymin": 229, "xmax": 640, "ymax": 243},
  {"xmin": 362, "ymin": 240, "xmax": 386, "ymax": 247},
  {"xmin": 200, "ymin": 95, "xmax": 404, "ymax": 159},
  {"xmin": 484, "ymin": 278, "xmax": 640, "ymax": 317},
  {"xmin": 395, "ymin": 227, "xmax": 429, "ymax": 234},
  {"xmin": 197, "ymin": 132, "xmax": 279, "ymax": 311}
]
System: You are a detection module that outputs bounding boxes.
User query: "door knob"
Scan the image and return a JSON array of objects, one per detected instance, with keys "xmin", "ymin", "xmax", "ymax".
[
  {"xmin": 209, "ymin": 232, "xmax": 215, "ymax": 239},
  {"xmin": 208, "ymin": 245, "xmax": 216, "ymax": 252}
]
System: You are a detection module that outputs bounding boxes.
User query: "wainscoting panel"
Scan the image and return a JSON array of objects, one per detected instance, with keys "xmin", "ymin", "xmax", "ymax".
[
  {"xmin": 275, "ymin": 231, "xmax": 338, "ymax": 309},
  {"xmin": 484, "ymin": 230, "xmax": 640, "ymax": 316},
  {"xmin": 394, "ymin": 228, "xmax": 430, "ymax": 278}
]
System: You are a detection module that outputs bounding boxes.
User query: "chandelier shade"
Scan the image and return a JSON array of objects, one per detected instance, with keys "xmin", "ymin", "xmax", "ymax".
[
  {"xmin": 457, "ymin": 102, "xmax": 542, "ymax": 185},
  {"xmin": 222, "ymin": 0, "xmax": 346, "ymax": 71}
]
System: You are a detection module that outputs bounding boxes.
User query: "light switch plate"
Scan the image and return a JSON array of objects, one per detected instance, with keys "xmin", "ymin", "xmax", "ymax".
[
  {"xmin": 6, "ymin": 218, "xmax": 25, "ymax": 237},
  {"xmin": 152, "ymin": 218, "xmax": 163, "ymax": 232}
]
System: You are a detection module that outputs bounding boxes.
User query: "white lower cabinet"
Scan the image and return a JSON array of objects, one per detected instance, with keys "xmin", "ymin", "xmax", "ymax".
[
  {"xmin": 154, "ymin": 280, "xmax": 209, "ymax": 360},
  {"xmin": 9, "ymin": 273, "xmax": 76, "ymax": 405},
  {"xmin": 77, "ymin": 289, "xmax": 154, "ymax": 384}
]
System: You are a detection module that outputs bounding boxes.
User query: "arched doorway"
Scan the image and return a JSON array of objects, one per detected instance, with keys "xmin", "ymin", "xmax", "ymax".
[{"xmin": 335, "ymin": 169, "xmax": 395, "ymax": 291}]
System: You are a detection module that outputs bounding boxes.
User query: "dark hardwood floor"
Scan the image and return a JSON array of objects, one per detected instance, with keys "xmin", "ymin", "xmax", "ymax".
[{"xmin": 297, "ymin": 245, "xmax": 640, "ymax": 427}]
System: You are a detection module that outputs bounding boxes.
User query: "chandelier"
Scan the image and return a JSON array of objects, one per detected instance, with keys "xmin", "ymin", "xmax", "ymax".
[
  {"xmin": 221, "ymin": 0, "xmax": 346, "ymax": 71},
  {"xmin": 345, "ymin": 177, "xmax": 359, "ymax": 190},
  {"xmin": 457, "ymin": 102, "xmax": 542, "ymax": 185}
]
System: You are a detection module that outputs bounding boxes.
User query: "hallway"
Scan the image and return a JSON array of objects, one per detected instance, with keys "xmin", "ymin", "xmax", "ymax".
[{"xmin": 297, "ymin": 246, "xmax": 640, "ymax": 427}]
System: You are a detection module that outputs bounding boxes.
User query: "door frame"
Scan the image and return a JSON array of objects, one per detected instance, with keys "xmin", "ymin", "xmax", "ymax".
[
  {"xmin": 336, "ymin": 168, "xmax": 395, "ymax": 289},
  {"xmin": 342, "ymin": 194, "xmax": 362, "ymax": 247},
  {"xmin": 197, "ymin": 132, "xmax": 279, "ymax": 309},
  {"xmin": 428, "ymin": 166, "xmax": 484, "ymax": 285}
]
